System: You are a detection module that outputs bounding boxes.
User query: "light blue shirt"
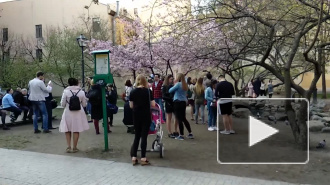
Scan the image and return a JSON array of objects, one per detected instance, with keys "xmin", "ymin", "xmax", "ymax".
[
  {"xmin": 205, "ymin": 87, "xmax": 214, "ymax": 102},
  {"xmin": 169, "ymin": 82, "xmax": 187, "ymax": 102},
  {"xmin": 2, "ymin": 94, "xmax": 17, "ymax": 108}
]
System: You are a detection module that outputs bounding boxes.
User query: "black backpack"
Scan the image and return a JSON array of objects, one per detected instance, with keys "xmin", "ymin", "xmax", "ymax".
[{"xmin": 67, "ymin": 89, "xmax": 81, "ymax": 111}]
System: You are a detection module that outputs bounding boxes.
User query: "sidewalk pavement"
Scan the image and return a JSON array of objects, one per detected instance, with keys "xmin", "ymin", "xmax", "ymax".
[{"xmin": 0, "ymin": 148, "xmax": 299, "ymax": 185}]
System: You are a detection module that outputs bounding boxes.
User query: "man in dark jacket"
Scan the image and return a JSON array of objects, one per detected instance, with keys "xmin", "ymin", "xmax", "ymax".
[
  {"xmin": 20, "ymin": 89, "xmax": 32, "ymax": 122},
  {"xmin": 13, "ymin": 88, "xmax": 24, "ymax": 106},
  {"xmin": 253, "ymin": 77, "xmax": 262, "ymax": 97}
]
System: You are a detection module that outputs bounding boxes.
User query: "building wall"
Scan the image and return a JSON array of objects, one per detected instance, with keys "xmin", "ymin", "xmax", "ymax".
[
  {"xmin": 296, "ymin": 71, "xmax": 330, "ymax": 92},
  {"xmin": 0, "ymin": 0, "xmax": 113, "ymax": 96},
  {"xmin": 0, "ymin": 0, "xmax": 110, "ymax": 39}
]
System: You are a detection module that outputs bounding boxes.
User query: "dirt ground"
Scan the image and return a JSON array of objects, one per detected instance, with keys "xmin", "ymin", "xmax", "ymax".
[{"xmin": 0, "ymin": 108, "xmax": 329, "ymax": 185}]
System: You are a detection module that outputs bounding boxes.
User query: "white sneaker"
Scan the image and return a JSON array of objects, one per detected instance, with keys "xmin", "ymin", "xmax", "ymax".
[
  {"xmin": 220, "ymin": 130, "xmax": 230, "ymax": 135},
  {"xmin": 229, "ymin": 130, "xmax": 236, "ymax": 134},
  {"xmin": 208, "ymin": 127, "xmax": 214, "ymax": 131},
  {"xmin": 213, "ymin": 126, "xmax": 218, "ymax": 131}
]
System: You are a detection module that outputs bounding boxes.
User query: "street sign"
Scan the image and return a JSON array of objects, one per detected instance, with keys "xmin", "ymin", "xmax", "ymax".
[{"xmin": 91, "ymin": 50, "xmax": 112, "ymax": 151}]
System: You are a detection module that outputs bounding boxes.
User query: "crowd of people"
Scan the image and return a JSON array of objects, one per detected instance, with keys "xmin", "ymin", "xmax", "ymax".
[
  {"xmin": 247, "ymin": 77, "xmax": 274, "ymax": 98},
  {"xmin": 0, "ymin": 72, "xmax": 55, "ymax": 131},
  {"xmin": 0, "ymin": 70, "xmax": 239, "ymax": 165}
]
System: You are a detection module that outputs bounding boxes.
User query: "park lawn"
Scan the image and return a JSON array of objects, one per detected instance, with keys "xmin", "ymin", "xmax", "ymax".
[{"xmin": 316, "ymin": 93, "xmax": 330, "ymax": 99}]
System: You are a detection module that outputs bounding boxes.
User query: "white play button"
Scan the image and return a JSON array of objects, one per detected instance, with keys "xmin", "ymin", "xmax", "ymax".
[{"xmin": 249, "ymin": 116, "xmax": 279, "ymax": 147}]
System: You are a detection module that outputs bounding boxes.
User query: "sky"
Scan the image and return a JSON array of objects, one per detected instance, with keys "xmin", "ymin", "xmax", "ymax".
[
  {"xmin": 0, "ymin": 0, "xmax": 133, "ymax": 7},
  {"xmin": 0, "ymin": 0, "xmax": 116, "ymax": 3},
  {"xmin": 0, "ymin": 0, "xmax": 15, "ymax": 2},
  {"xmin": 0, "ymin": 0, "xmax": 199, "ymax": 6}
]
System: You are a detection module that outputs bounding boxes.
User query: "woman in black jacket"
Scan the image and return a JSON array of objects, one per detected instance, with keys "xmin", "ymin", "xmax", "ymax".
[
  {"xmin": 162, "ymin": 75, "xmax": 178, "ymax": 138},
  {"xmin": 87, "ymin": 80, "xmax": 110, "ymax": 134}
]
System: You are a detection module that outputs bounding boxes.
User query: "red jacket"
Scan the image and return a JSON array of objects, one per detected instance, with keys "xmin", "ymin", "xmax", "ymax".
[{"xmin": 152, "ymin": 80, "xmax": 163, "ymax": 99}]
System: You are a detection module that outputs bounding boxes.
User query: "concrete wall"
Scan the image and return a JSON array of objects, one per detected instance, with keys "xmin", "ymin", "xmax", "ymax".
[{"xmin": 0, "ymin": 0, "xmax": 110, "ymax": 39}]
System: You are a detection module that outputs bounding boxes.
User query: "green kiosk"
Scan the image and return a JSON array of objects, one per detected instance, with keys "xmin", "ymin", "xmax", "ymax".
[{"xmin": 91, "ymin": 50, "xmax": 113, "ymax": 151}]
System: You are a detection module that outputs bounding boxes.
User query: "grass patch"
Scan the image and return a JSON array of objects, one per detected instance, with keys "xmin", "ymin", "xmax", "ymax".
[
  {"xmin": 52, "ymin": 108, "xmax": 64, "ymax": 118},
  {"xmin": 316, "ymin": 93, "xmax": 330, "ymax": 99},
  {"xmin": 0, "ymin": 135, "xmax": 31, "ymax": 149},
  {"xmin": 116, "ymin": 99, "xmax": 125, "ymax": 107}
]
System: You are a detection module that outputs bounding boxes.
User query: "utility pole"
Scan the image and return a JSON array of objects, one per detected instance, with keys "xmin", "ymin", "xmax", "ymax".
[{"xmin": 112, "ymin": 1, "xmax": 119, "ymax": 46}]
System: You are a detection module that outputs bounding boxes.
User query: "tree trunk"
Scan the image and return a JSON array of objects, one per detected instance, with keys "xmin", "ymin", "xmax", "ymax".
[
  {"xmin": 165, "ymin": 62, "xmax": 169, "ymax": 75},
  {"xmin": 168, "ymin": 60, "xmax": 174, "ymax": 75},
  {"xmin": 234, "ymin": 80, "xmax": 240, "ymax": 97},
  {"xmin": 296, "ymin": 100, "xmax": 308, "ymax": 150},
  {"xmin": 284, "ymin": 69, "xmax": 308, "ymax": 150},
  {"xmin": 284, "ymin": 70, "xmax": 300, "ymax": 145},
  {"xmin": 149, "ymin": 67, "xmax": 155, "ymax": 76},
  {"xmin": 321, "ymin": 48, "xmax": 326, "ymax": 99},
  {"xmin": 132, "ymin": 70, "xmax": 136, "ymax": 81}
]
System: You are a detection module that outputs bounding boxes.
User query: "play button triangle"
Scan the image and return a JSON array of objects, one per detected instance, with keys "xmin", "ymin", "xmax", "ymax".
[{"xmin": 249, "ymin": 116, "xmax": 279, "ymax": 147}]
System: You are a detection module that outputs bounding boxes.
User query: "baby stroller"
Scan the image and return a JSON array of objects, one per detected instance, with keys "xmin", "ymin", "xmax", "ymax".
[
  {"xmin": 148, "ymin": 103, "xmax": 165, "ymax": 158},
  {"xmin": 122, "ymin": 101, "xmax": 134, "ymax": 134}
]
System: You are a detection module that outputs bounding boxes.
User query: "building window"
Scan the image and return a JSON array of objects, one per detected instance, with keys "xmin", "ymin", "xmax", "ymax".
[
  {"xmin": 123, "ymin": 9, "xmax": 128, "ymax": 16},
  {"xmin": 36, "ymin": 49, "xmax": 42, "ymax": 62},
  {"xmin": 2, "ymin": 28, "xmax": 8, "ymax": 42},
  {"xmin": 92, "ymin": 17, "xmax": 101, "ymax": 32},
  {"xmin": 134, "ymin": 8, "xmax": 138, "ymax": 16},
  {"xmin": 36, "ymin": 25, "xmax": 42, "ymax": 38}
]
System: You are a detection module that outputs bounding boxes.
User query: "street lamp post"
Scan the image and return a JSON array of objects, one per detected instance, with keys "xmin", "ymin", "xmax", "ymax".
[{"xmin": 76, "ymin": 34, "xmax": 87, "ymax": 90}]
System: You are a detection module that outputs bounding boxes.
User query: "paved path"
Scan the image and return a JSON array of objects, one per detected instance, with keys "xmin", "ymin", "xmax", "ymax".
[{"xmin": 0, "ymin": 148, "xmax": 299, "ymax": 185}]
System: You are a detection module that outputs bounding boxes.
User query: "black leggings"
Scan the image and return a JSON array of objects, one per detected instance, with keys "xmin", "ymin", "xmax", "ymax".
[
  {"xmin": 108, "ymin": 112, "xmax": 113, "ymax": 126},
  {"xmin": 260, "ymin": 90, "xmax": 266, "ymax": 96},
  {"xmin": 130, "ymin": 113, "xmax": 151, "ymax": 158},
  {"xmin": 1, "ymin": 111, "xmax": 6, "ymax": 124},
  {"xmin": 173, "ymin": 101, "xmax": 192, "ymax": 136}
]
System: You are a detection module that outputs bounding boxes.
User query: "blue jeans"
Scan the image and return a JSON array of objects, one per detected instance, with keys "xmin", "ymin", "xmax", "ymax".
[
  {"xmin": 31, "ymin": 101, "xmax": 48, "ymax": 131},
  {"xmin": 207, "ymin": 102, "xmax": 216, "ymax": 127},
  {"xmin": 155, "ymin": 98, "xmax": 166, "ymax": 121},
  {"xmin": 87, "ymin": 101, "xmax": 91, "ymax": 114},
  {"xmin": 195, "ymin": 103, "xmax": 205, "ymax": 123}
]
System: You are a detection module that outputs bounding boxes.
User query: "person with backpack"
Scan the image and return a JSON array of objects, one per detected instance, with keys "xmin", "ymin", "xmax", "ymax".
[{"xmin": 59, "ymin": 78, "xmax": 89, "ymax": 153}]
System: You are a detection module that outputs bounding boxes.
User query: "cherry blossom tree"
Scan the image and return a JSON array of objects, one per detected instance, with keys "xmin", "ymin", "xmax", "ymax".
[{"xmin": 89, "ymin": 8, "xmax": 233, "ymax": 78}]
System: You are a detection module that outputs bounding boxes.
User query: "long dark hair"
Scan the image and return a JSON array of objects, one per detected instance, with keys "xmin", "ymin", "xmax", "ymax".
[
  {"xmin": 187, "ymin": 77, "xmax": 192, "ymax": 85},
  {"xmin": 163, "ymin": 75, "xmax": 173, "ymax": 86},
  {"xmin": 125, "ymin": 80, "xmax": 132, "ymax": 87}
]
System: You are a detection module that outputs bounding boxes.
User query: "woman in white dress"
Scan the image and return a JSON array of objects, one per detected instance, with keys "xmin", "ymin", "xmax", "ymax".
[
  {"xmin": 248, "ymin": 80, "xmax": 254, "ymax": 98},
  {"xmin": 59, "ymin": 78, "xmax": 89, "ymax": 153}
]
